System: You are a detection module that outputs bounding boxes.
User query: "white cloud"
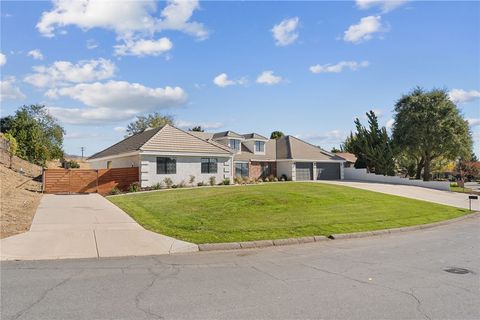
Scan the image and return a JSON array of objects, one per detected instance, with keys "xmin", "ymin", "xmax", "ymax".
[
  {"xmin": 213, "ymin": 73, "xmax": 247, "ymax": 87},
  {"xmin": 114, "ymin": 37, "xmax": 173, "ymax": 57},
  {"xmin": 356, "ymin": 0, "xmax": 408, "ymax": 13},
  {"xmin": 271, "ymin": 17, "xmax": 299, "ymax": 46},
  {"xmin": 386, "ymin": 118, "xmax": 395, "ymax": 129},
  {"xmin": 46, "ymin": 81, "xmax": 187, "ymax": 124},
  {"xmin": 27, "ymin": 49, "xmax": 44, "ymax": 60},
  {"xmin": 343, "ymin": 16, "xmax": 386, "ymax": 43},
  {"xmin": 448, "ymin": 89, "xmax": 480, "ymax": 104},
  {"xmin": 0, "ymin": 77, "xmax": 26, "ymax": 101},
  {"xmin": 37, "ymin": 0, "xmax": 207, "ymax": 40},
  {"xmin": 86, "ymin": 39, "xmax": 98, "ymax": 49},
  {"xmin": 113, "ymin": 126, "xmax": 126, "ymax": 133},
  {"xmin": 0, "ymin": 52, "xmax": 6, "ymax": 66},
  {"xmin": 310, "ymin": 60, "xmax": 369, "ymax": 73},
  {"xmin": 296, "ymin": 130, "xmax": 345, "ymax": 144},
  {"xmin": 175, "ymin": 120, "xmax": 224, "ymax": 130},
  {"xmin": 467, "ymin": 118, "xmax": 480, "ymax": 127},
  {"xmin": 256, "ymin": 70, "xmax": 283, "ymax": 85},
  {"xmin": 65, "ymin": 132, "xmax": 100, "ymax": 139},
  {"xmin": 24, "ymin": 58, "xmax": 115, "ymax": 88}
]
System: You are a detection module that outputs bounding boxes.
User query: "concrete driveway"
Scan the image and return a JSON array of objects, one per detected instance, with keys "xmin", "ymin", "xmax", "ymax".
[
  {"xmin": 0, "ymin": 194, "xmax": 197, "ymax": 261},
  {"xmin": 318, "ymin": 180, "xmax": 479, "ymax": 210}
]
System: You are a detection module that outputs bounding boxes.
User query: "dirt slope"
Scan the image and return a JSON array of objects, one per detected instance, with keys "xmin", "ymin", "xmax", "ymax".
[{"xmin": 0, "ymin": 165, "xmax": 42, "ymax": 238}]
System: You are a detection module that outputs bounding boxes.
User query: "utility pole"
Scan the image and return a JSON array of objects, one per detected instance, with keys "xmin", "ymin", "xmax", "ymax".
[{"xmin": 81, "ymin": 147, "xmax": 85, "ymax": 160}]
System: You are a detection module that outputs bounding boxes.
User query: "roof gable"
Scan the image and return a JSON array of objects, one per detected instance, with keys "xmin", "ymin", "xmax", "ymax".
[{"xmin": 141, "ymin": 125, "xmax": 232, "ymax": 155}]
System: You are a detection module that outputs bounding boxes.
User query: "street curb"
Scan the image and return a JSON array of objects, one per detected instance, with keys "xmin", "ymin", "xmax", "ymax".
[
  {"xmin": 197, "ymin": 212, "xmax": 479, "ymax": 252},
  {"xmin": 329, "ymin": 212, "xmax": 480, "ymax": 240}
]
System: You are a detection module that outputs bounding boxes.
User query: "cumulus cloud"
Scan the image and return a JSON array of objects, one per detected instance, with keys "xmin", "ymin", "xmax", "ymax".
[
  {"xmin": 213, "ymin": 73, "xmax": 247, "ymax": 87},
  {"xmin": 271, "ymin": 17, "xmax": 299, "ymax": 46},
  {"xmin": 310, "ymin": 60, "xmax": 369, "ymax": 73},
  {"xmin": 176, "ymin": 120, "xmax": 224, "ymax": 130},
  {"xmin": 0, "ymin": 52, "xmax": 6, "ymax": 66},
  {"xmin": 386, "ymin": 118, "xmax": 395, "ymax": 129},
  {"xmin": 467, "ymin": 118, "xmax": 480, "ymax": 127},
  {"xmin": 86, "ymin": 39, "xmax": 99, "ymax": 49},
  {"xmin": 46, "ymin": 81, "xmax": 187, "ymax": 124},
  {"xmin": 343, "ymin": 16, "xmax": 386, "ymax": 43},
  {"xmin": 27, "ymin": 49, "xmax": 44, "ymax": 60},
  {"xmin": 37, "ymin": 0, "xmax": 207, "ymax": 40},
  {"xmin": 256, "ymin": 70, "xmax": 283, "ymax": 85},
  {"xmin": 448, "ymin": 89, "xmax": 480, "ymax": 104},
  {"xmin": 0, "ymin": 77, "xmax": 26, "ymax": 101},
  {"xmin": 356, "ymin": 0, "xmax": 408, "ymax": 13},
  {"xmin": 114, "ymin": 37, "xmax": 173, "ymax": 57},
  {"xmin": 24, "ymin": 58, "xmax": 115, "ymax": 88},
  {"xmin": 113, "ymin": 126, "xmax": 126, "ymax": 133}
]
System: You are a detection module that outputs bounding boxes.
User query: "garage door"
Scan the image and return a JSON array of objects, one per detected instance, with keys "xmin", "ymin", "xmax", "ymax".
[
  {"xmin": 316, "ymin": 162, "xmax": 340, "ymax": 180},
  {"xmin": 296, "ymin": 163, "xmax": 313, "ymax": 180}
]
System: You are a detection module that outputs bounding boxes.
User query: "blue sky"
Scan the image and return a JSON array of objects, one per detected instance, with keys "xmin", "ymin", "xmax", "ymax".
[{"xmin": 1, "ymin": 0, "xmax": 479, "ymax": 157}]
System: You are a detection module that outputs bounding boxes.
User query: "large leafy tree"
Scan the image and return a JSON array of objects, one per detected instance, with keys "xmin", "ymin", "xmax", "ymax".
[
  {"xmin": 126, "ymin": 112, "xmax": 174, "ymax": 136},
  {"xmin": 343, "ymin": 111, "xmax": 395, "ymax": 175},
  {"xmin": 392, "ymin": 88, "xmax": 472, "ymax": 181},
  {"xmin": 7, "ymin": 105, "xmax": 65, "ymax": 165},
  {"xmin": 189, "ymin": 126, "xmax": 204, "ymax": 132}
]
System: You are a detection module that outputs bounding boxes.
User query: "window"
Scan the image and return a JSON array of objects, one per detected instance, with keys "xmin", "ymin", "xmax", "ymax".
[
  {"xmin": 156, "ymin": 157, "xmax": 176, "ymax": 174},
  {"xmin": 201, "ymin": 158, "xmax": 218, "ymax": 174},
  {"xmin": 260, "ymin": 163, "xmax": 271, "ymax": 178},
  {"xmin": 107, "ymin": 161, "xmax": 112, "ymax": 169},
  {"xmin": 229, "ymin": 139, "xmax": 241, "ymax": 151},
  {"xmin": 235, "ymin": 163, "xmax": 249, "ymax": 178},
  {"xmin": 255, "ymin": 141, "xmax": 265, "ymax": 152}
]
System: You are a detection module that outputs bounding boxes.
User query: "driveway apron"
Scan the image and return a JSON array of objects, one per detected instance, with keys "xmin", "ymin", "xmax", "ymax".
[{"xmin": 1, "ymin": 194, "xmax": 198, "ymax": 261}]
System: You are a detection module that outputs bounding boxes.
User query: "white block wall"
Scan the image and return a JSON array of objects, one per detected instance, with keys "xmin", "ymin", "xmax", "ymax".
[
  {"xmin": 140, "ymin": 155, "xmax": 233, "ymax": 187},
  {"xmin": 343, "ymin": 168, "xmax": 450, "ymax": 191},
  {"xmin": 88, "ymin": 155, "xmax": 139, "ymax": 169}
]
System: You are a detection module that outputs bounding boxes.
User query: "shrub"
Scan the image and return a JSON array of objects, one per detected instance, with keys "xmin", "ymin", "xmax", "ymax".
[
  {"xmin": 280, "ymin": 174, "xmax": 288, "ymax": 181},
  {"xmin": 110, "ymin": 187, "xmax": 121, "ymax": 195},
  {"xmin": 268, "ymin": 174, "xmax": 275, "ymax": 182},
  {"xmin": 209, "ymin": 176, "xmax": 216, "ymax": 186},
  {"xmin": 65, "ymin": 160, "xmax": 80, "ymax": 169},
  {"xmin": 233, "ymin": 177, "xmax": 242, "ymax": 185},
  {"xmin": 171, "ymin": 184, "xmax": 178, "ymax": 189},
  {"xmin": 273, "ymin": 177, "xmax": 279, "ymax": 182},
  {"xmin": 152, "ymin": 182, "xmax": 163, "ymax": 190},
  {"xmin": 163, "ymin": 177, "xmax": 173, "ymax": 188},
  {"xmin": 189, "ymin": 175, "xmax": 196, "ymax": 186},
  {"xmin": 450, "ymin": 182, "xmax": 459, "ymax": 187},
  {"xmin": 222, "ymin": 178, "xmax": 230, "ymax": 185},
  {"xmin": 197, "ymin": 181, "xmax": 205, "ymax": 186},
  {"xmin": 178, "ymin": 180, "xmax": 186, "ymax": 188},
  {"xmin": 128, "ymin": 182, "xmax": 140, "ymax": 193}
]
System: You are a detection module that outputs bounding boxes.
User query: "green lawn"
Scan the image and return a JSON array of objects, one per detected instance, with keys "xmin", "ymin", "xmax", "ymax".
[{"xmin": 108, "ymin": 182, "xmax": 468, "ymax": 244}]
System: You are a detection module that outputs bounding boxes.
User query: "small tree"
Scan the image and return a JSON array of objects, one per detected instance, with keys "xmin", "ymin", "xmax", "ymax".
[
  {"xmin": 330, "ymin": 147, "xmax": 341, "ymax": 153},
  {"xmin": 126, "ymin": 112, "xmax": 174, "ymax": 136},
  {"xmin": 190, "ymin": 126, "xmax": 204, "ymax": 132},
  {"xmin": 270, "ymin": 131, "xmax": 284, "ymax": 139},
  {"xmin": 2, "ymin": 133, "xmax": 18, "ymax": 168}
]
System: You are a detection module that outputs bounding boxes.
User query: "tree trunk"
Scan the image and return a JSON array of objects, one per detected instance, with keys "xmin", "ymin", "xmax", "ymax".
[
  {"xmin": 415, "ymin": 156, "xmax": 424, "ymax": 180},
  {"xmin": 423, "ymin": 156, "xmax": 431, "ymax": 181}
]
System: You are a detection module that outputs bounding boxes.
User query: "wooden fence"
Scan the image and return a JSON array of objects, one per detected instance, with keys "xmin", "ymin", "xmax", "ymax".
[{"xmin": 43, "ymin": 167, "xmax": 139, "ymax": 195}]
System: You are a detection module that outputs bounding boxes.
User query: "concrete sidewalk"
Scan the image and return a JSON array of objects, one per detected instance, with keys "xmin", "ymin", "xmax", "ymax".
[
  {"xmin": 0, "ymin": 194, "xmax": 198, "ymax": 261},
  {"xmin": 317, "ymin": 180, "xmax": 479, "ymax": 210}
]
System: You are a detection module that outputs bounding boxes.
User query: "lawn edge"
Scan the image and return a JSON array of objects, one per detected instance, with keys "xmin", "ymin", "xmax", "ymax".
[{"xmin": 197, "ymin": 211, "xmax": 480, "ymax": 252}]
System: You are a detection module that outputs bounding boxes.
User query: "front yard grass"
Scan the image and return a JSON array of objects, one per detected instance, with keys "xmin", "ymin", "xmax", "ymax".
[{"xmin": 108, "ymin": 182, "xmax": 469, "ymax": 244}]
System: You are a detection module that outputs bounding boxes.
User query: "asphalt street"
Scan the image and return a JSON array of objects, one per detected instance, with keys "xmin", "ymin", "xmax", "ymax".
[{"xmin": 1, "ymin": 216, "xmax": 479, "ymax": 320}]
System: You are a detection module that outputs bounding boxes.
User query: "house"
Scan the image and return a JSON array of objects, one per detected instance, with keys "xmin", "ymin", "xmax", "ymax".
[
  {"xmin": 87, "ymin": 124, "xmax": 345, "ymax": 187},
  {"xmin": 334, "ymin": 152, "xmax": 357, "ymax": 168}
]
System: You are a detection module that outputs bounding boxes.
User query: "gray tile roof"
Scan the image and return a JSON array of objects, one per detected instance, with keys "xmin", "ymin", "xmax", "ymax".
[
  {"xmin": 212, "ymin": 131, "xmax": 244, "ymax": 139},
  {"xmin": 88, "ymin": 127, "xmax": 164, "ymax": 160},
  {"xmin": 275, "ymin": 136, "xmax": 339, "ymax": 161},
  {"xmin": 242, "ymin": 133, "xmax": 268, "ymax": 140},
  {"xmin": 88, "ymin": 125, "xmax": 232, "ymax": 160}
]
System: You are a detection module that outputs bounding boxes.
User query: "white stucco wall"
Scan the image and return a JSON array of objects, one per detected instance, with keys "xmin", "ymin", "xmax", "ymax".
[
  {"xmin": 140, "ymin": 154, "xmax": 233, "ymax": 187},
  {"xmin": 88, "ymin": 155, "xmax": 139, "ymax": 169},
  {"xmin": 343, "ymin": 168, "xmax": 450, "ymax": 191},
  {"xmin": 277, "ymin": 161, "xmax": 294, "ymax": 181}
]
